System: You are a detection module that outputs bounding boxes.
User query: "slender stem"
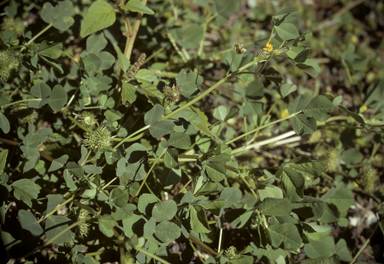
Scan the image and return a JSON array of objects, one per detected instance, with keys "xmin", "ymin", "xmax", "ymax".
[
  {"xmin": 231, "ymin": 130, "xmax": 297, "ymax": 156},
  {"xmin": 177, "ymin": 178, "xmax": 193, "ymax": 195},
  {"xmin": 226, "ymin": 112, "xmax": 300, "ymax": 145},
  {"xmin": 249, "ymin": 98, "xmax": 280, "ymax": 144},
  {"xmin": 134, "ymin": 246, "xmax": 171, "ymax": 264},
  {"xmin": 142, "ymin": 47, "xmax": 164, "ymax": 65},
  {"xmin": 38, "ymin": 196, "xmax": 74, "ymax": 223},
  {"xmin": 189, "ymin": 241, "xmax": 205, "ymax": 263},
  {"xmin": 160, "ymin": 58, "xmax": 262, "ymax": 122},
  {"xmin": 111, "ymin": 132, "xmax": 144, "ymax": 142},
  {"xmin": 42, "ymin": 218, "xmax": 87, "ymax": 248},
  {"xmin": 26, "ymin": 23, "xmax": 53, "ymax": 46},
  {"xmin": 218, "ymin": 228, "xmax": 223, "ymax": 253},
  {"xmin": 144, "ymin": 181, "xmax": 161, "ymax": 201},
  {"xmin": 349, "ymin": 214, "xmax": 380, "ymax": 264},
  {"xmin": 135, "ymin": 148, "xmax": 167, "ymax": 197},
  {"xmin": 3, "ymin": 98, "xmax": 42, "ymax": 108},
  {"xmin": 112, "ymin": 125, "xmax": 150, "ymax": 150},
  {"xmin": 102, "ymin": 177, "xmax": 118, "ymax": 190},
  {"xmin": 61, "ymin": 109, "xmax": 90, "ymax": 132},
  {"xmin": 0, "ymin": 0, "xmax": 10, "ymax": 7},
  {"xmin": 167, "ymin": 32, "xmax": 187, "ymax": 63},
  {"xmin": 124, "ymin": 0, "xmax": 147, "ymax": 60},
  {"xmin": 188, "ymin": 234, "xmax": 218, "ymax": 256},
  {"xmin": 240, "ymin": 175, "xmax": 258, "ymax": 202},
  {"xmin": 81, "ymin": 150, "xmax": 91, "ymax": 166}
]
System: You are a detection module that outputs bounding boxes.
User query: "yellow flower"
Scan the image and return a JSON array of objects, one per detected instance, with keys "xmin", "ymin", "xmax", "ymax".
[
  {"xmin": 359, "ymin": 105, "xmax": 368, "ymax": 113},
  {"xmin": 263, "ymin": 42, "xmax": 273, "ymax": 52}
]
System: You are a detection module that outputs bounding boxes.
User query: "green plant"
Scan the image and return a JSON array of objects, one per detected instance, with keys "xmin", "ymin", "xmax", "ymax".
[{"xmin": 1, "ymin": 0, "xmax": 384, "ymax": 264}]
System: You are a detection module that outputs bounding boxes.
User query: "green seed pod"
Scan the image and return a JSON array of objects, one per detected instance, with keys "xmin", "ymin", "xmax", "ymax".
[
  {"xmin": 83, "ymin": 125, "xmax": 113, "ymax": 151},
  {"xmin": 324, "ymin": 148, "xmax": 339, "ymax": 173},
  {"xmin": 361, "ymin": 168, "xmax": 378, "ymax": 194}
]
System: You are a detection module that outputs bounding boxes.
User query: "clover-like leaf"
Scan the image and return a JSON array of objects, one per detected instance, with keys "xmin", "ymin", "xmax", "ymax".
[
  {"xmin": 49, "ymin": 85, "xmax": 67, "ymax": 112},
  {"xmin": 121, "ymin": 0, "xmax": 155, "ymax": 15},
  {"xmin": 12, "ymin": 179, "xmax": 40, "ymax": 207},
  {"xmin": 40, "ymin": 0, "xmax": 74, "ymax": 31},
  {"xmin": 45, "ymin": 215, "xmax": 74, "ymax": 244},
  {"xmin": 19, "ymin": 210, "xmax": 44, "ymax": 237},
  {"xmin": 81, "ymin": 0, "xmax": 116, "ymax": 37}
]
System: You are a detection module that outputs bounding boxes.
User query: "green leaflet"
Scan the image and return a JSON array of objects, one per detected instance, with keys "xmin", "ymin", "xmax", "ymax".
[
  {"xmin": 40, "ymin": 0, "xmax": 74, "ymax": 31},
  {"xmin": 81, "ymin": 0, "xmax": 116, "ymax": 37}
]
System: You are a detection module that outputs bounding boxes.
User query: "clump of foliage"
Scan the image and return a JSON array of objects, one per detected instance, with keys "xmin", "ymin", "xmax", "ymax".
[{"xmin": 0, "ymin": 0, "xmax": 383, "ymax": 264}]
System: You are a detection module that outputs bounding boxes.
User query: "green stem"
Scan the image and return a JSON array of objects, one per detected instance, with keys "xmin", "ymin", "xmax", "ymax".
[
  {"xmin": 144, "ymin": 181, "xmax": 161, "ymax": 201},
  {"xmin": 41, "ymin": 218, "xmax": 88, "ymax": 248},
  {"xmin": 0, "ymin": 0, "xmax": 10, "ymax": 7},
  {"xmin": 3, "ymin": 98, "xmax": 42, "ymax": 108},
  {"xmin": 61, "ymin": 109, "xmax": 90, "ymax": 132},
  {"xmin": 124, "ymin": 0, "xmax": 147, "ymax": 60},
  {"xmin": 226, "ymin": 112, "xmax": 300, "ymax": 145},
  {"xmin": 81, "ymin": 150, "xmax": 91, "ymax": 166},
  {"xmin": 143, "ymin": 47, "xmax": 164, "ymax": 65},
  {"xmin": 102, "ymin": 177, "xmax": 118, "ymax": 190},
  {"xmin": 134, "ymin": 246, "xmax": 171, "ymax": 264},
  {"xmin": 226, "ymin": 52, "xmax": 236, "ymax": 76},
  {"xmin": 112, "ymin": 125, "xmax": 150, "ymax": 150},
  {"xmin": 189, "ymin": 242, "xmax": 205, "ymax": 263},
  {"xmin": 240, "ymin": 175, "xmax": 259, "ymax": 202},
  {"xmin": 160, "ymin": 58, "xmax": 263, "ymax": 122},
  {"xmin": 38, "ymin": 196, "xmax": 74, "ymax": 223},
  {"xmin": 111, "ymin": 132, "xmax": 144, "ymax": 142},
  {"xmin": 250, "ymin": 98, "xmax": 279, "ymax": 143},
  {"xmin": 135, "ymin": 148, "xmax": 167, "ymax": 197},
  {"xmin": 26, "ymin": 23, "xmax": 53, "ymax": 46},
  {"xmin": 349, "ymin": 214, "xmax": 380, "ymax": 264}
]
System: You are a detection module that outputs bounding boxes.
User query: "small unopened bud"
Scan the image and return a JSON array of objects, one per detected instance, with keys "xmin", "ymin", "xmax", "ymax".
[
  {"xmin": 233, "ymin": 43, "xmax": 247, "ymax": 54},
  {"xmin": 163, "ymin": 84, "xmax": 182, "ymax": 103}
]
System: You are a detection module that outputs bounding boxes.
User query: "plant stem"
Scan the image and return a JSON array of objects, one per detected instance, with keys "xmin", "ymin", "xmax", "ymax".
[
  {"xmin": 81, "ymin": 150, "xmax": 91, "ymax": 166},
  {"xmin": 349, "ymin": 214, "xmax": 380, "ymax": 264},
  {"xmin": 135, "ymin": 148, "xmax": 167, "ymax": 197},
  {"xmin": 61, "ymin": 109, "xmax": 90, "ymax": 132},
  {"xmin": 240, "ymin": 175, "xmax": 258, "ymax": 202},
  {"xmin": 26, "ymin": 23, "xmax": 53, "ymax": 46},
  {"xmin": 218, "ymin": 228, "xmax": 223, "ymax": 253},
  {"xmin": 143, "ymin": 47, "xmax": 164, "ymax": 65},
  {"xmin": 189, "ymin": 234, "xmax": 218, "ymax": 256},
  {"xmin": 3, "ymin": 98, "xmax": 42, "ymax": 108},
  {"xmin": 124, "ymin": 0, "xmax": 147, "ymax": 60},
  {"xmin": 160, "ymin": 58, "xmax": 263, "ymax": 122},
  {"xmin": 231, "ymin": 130, "xmax": 298, "ymax": 156},
  {"xmin": 226, "ymin": 112, "xmax": 300, "ymax": 145},
  {"xmin": 113, "ymin": 125, "xmax": 150, "ymax": 150},
  {"xmin": 38, "ymin": 196, "xmax": 74, "ymax": 223},
  {"xmin": 41, "ymin": 218, "xmax": 87, "ymax": 248},
  {"xmin": 111, "ymin": 132, "xmax": 144, "ymax": 142},
  {"xmin": 134, "ymin": 246, "xmax": 171, "ymax": 264}
]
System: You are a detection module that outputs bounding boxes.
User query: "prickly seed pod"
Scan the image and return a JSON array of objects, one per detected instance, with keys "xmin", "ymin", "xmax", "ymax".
[
  {"xmin": 77, "ymin": 208, "xmax": 90, "ymax": 238},
  {"xmin": 361, "ymin": 168, "xmax": 378, "ymax": 194},
  {"xmin": 1, "ymin": 17, "xmax": 24, "ymax": 36},
  {"xmin": 0, "ymin": 50, "xmax": 21, "ymax": 82},
  {"xmin": 324, "ymin": 148, "xmax": 339, "ymax": 173},
  {"xmin": 21, "ymin": 111, "xmax": 38, "ymax": 124},
  {"xmin": 83, "ymin": 125, "xmax": 113, "ymax": 151},
  {"xmin": 309, "ymin": 130, "xmax": 322, "ymax": 144}
]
